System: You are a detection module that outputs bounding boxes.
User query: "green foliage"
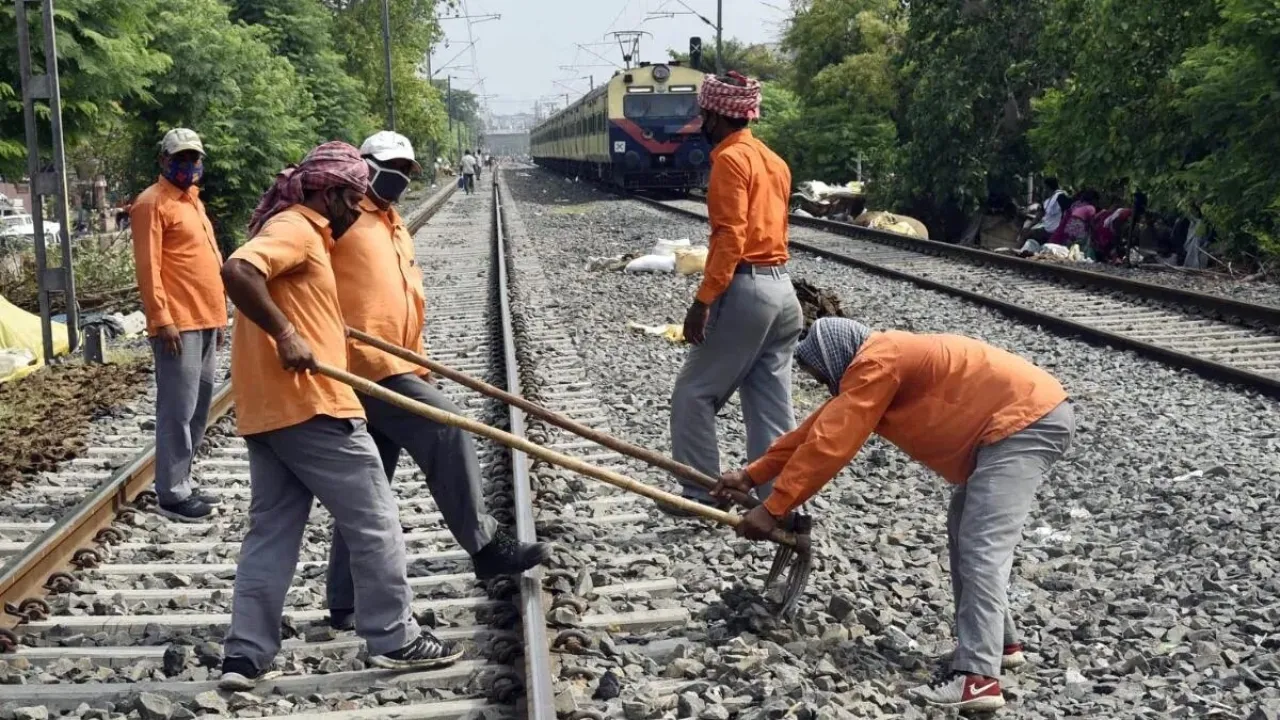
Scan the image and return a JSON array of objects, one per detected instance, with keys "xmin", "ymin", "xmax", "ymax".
[
  {"xmin": 230, "ymin": 0, "xmax": 375, "ymax": 144},
  {"xmin": 668, "ymin": 38, "xmax": 789, "ymax": 81}
]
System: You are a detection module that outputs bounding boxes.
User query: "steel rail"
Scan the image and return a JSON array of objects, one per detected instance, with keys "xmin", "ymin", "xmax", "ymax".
[
  {"xmin": 636, "ymin": 196, "xmax": 1280, "ymax": 398},
  {"xmin": 0, "ymin": 181, "xmax": 458, "ymax": 632},
  {"xmin": 493, "ymin": 174, "xmax": 556, "ymax": 718}
]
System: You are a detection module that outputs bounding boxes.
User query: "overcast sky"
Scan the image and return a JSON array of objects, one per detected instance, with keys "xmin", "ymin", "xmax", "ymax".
[{"xmin": 429, "ymin": 0, "xmax": 789, "ymax": 117}]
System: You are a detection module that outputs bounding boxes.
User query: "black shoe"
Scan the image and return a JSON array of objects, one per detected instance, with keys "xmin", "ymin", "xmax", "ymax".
[
  {"xmin": 328, "ymin": 609, "xmax": 355, "ymax": 632},
  {"xmin": 156, "ymin": 497, "xmax": 214, "ymax": 523},
  {"xmin": 472, "ymin": 528, "xmax": 553, "ymax": 580},
  {"xmin": 369, "ymin": 631, "xmax": 463, "ymax": 670},
  {"xmin": 192, "ymin": 490, "xmax": 222, "ymax": 506},
  {"xmin": 218, "ymin": 656, "xmax": 281, "ymax": 691}
]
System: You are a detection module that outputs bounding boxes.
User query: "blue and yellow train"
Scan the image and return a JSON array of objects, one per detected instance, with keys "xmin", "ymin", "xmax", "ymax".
[{"xmin": 530, "ymin": 62, "xmax": 710, "ymax": 191}]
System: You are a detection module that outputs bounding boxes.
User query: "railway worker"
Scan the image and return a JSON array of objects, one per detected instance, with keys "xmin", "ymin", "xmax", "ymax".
[
  {"xmin": 129, "ymin": 128, "xmax": 227, "ymax": 522},
  {"xmin": 664, "ymin": 70, "xmax": 803, "ymax": 514},
  {"xmin": 322, "ymin": 131, "xmax": 552, "ymax": 631},
  {"xmin": 713, "ymin": 317, "xmax": 1074, "ymax": 712},
  {"xmin": 460, "ymin": 150, "xmax": 478, "ymax": 194},
  {"xmin": 217, "ymin": 141, "xmax": 460, "ymax": 690}
]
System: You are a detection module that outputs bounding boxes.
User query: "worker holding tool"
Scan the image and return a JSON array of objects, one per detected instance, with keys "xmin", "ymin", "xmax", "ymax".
[
  {"xmin": 129, "ymin": 128, "xmax": 227, "ymax": 522},
  {"xmin": 713, "ymin": 318, "xmax": 1074, "ymax": 713},
  {"xmin": 217, "ymin": 142, "xmax": 461, "ymax": 691},
  {"xmin": 666, "ymin": 70, "xmax": 804, "ymax": 515},
  {"xmin": 323, "ymin": 131, "xmax": 551, "ymax": 631}
]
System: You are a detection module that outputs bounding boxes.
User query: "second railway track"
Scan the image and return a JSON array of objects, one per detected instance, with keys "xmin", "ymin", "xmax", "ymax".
[{"xmin": 645, "ymin": 196, "xmax": 1280, "ymax": 397}]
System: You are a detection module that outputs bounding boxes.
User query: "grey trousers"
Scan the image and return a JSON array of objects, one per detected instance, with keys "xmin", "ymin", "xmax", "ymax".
[
  {"xmin": 327, "ymin": 373, "xmax": 498, "ymax": 612},
  {"xmin": 151, "ymin": 328, "xmax": 217, "ymax": 505},
  {"xmin": 224, "ymin": 416, "xmax": 419, "ymax": 667},
  {"xmin": 670, "ymin": 270, "xmax": 803, "ymax": 501},
  {"xmin": 949, "ymin": 401, "xmax": 1075, "ymax": 677}
]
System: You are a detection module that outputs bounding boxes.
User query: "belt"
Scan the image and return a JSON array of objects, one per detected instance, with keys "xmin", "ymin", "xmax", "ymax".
[{"xmin": 735, "ymin": 262, "xmax": 788, "ymax": 276}]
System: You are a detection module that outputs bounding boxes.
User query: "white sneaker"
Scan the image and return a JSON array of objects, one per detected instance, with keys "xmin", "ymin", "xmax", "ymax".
[{"xmin": 910, "ymin": 673, "xmax": 1005, "ymax": 712}]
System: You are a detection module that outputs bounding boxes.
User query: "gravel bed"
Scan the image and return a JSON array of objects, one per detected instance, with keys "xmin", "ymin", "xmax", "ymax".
[{"xmin": 506, "ymin": 166, "xmax": 1280, "ymax": 720}]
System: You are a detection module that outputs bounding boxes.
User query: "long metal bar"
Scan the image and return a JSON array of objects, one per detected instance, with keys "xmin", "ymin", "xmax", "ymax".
[
  {"xmin": 492, "ymin": 175, "xmax": 555, "ymax": 718},
  {"xmin": 636, "ymin": 195, "xmax": 1280, "ymax": 398},
  {"xmin": 40, "ymin": 0, "xmax": 77, "ymax": 349},
  {"xmin": 380, "ymin": 0, "xmax": 397, "ymax": 130}
]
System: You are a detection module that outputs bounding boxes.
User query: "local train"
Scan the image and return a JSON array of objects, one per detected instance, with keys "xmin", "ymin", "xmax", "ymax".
[{"xmin": 530, "ymin": 62, "xmax": 710, "ymax": 191}]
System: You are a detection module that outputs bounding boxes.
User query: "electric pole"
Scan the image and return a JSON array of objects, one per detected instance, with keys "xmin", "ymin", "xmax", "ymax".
[
  {"xmin": 380, "ymin": 0, "xmax": 396, "ymax": 129},
  {"xmin": 716, "ymin": 0, "xmax": 723, "ymax": 74}
]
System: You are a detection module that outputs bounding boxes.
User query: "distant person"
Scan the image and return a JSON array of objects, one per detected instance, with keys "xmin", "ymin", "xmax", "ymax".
[
  {"xmin": 1017, "ymin": 177, "xmax": 1066, "ymax": 245},
  {"xmin": 1050, "ymin": 188, "xmax": 1099, "ymax": 249},
  {"xmin": 1183, "ymin": 201, "xmax": 1214, "ymax": 269},
  {"xmin": 129, "ymin": 128, "xmax": 226, "ymax": 522},
  {"xmin": 460, "ymin": 150, "xmax": 477, "ymax": 194},
  {"xmin": 664, "ymin": 71, "xmax": 803, "ymax": 515}
]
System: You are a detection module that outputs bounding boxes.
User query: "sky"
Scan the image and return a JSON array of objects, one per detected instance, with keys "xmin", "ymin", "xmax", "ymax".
[{"xmin": 427, "ymin": 0, "xmax": 790, "ymax": 119}]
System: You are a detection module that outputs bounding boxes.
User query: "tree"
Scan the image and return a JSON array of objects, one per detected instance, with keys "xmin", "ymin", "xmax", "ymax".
[
  {"xmin": 669, "ymin": 38, "xmax": 789, "ymax": 81},
  {"xmin": 229, "ymin": 0, "xmax": 375, "ymax": 144},
  {"xmin": 129, "ymin": 0, "xmax": 318, "ymax": 251},
  {"xmin": 0, "ymin": 0, "xmax": 170, "ymax": 177}
]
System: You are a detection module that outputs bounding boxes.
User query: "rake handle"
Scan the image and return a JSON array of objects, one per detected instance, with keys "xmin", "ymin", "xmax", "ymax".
[
  {"xmin": 314, "ymin": 363, "xmax": 798, "ymax": 548},
  {"xmin": 346, "ymin": 327, "xmax": 763, "ymax": 510}
]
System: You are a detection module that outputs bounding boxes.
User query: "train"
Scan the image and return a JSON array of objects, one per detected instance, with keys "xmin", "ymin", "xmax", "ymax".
[{"xmin": 530, "ymin": 62, "xmax": 710, "ymax": 191}]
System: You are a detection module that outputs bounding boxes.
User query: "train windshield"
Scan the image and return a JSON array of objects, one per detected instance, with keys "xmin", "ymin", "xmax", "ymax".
[{"xmin": 623, "ymin": 93, "xmax": 699, "ymax": 120}]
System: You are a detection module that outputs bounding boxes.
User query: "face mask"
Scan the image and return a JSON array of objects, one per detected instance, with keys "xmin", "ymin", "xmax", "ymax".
[
  {"xmin": 164, "ymin": 157, "xmax": 203, "ymax": 189},
  {"xmin": 367, "ymin": 160, "xmax": 411, "ymax": 204}
]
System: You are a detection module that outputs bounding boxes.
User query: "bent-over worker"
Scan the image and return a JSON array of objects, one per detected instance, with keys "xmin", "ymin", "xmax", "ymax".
[
  {"xmin": 129, "ymin": 128, "xmax": 227, "ymax": 521},
  {"xmin": 218, "ymin": 142, "xmax": 461, "ymax": 691},
  {"xmin": 665, "ymin": 71, "xmax": 803, "ymax": 515},
  {"xmin": 323, "ymin": 131, "xmax": 551, "ymax": 630},
  {"xmin": 714, "ymin": 318, "xmax": 1074, "ymax": 713}
]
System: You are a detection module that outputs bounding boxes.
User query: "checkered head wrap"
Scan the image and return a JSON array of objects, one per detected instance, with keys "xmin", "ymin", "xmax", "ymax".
[
  {"xmin": 248, "ymin": 141, "xmax": 369, "ymax": 236},
  {"xmin": 698, "ymin": 71, "xmax": 762, "ymax": 120},
  {"xmin": 795, "ymin": 318, "xmax": 873, "ymax": 395}
]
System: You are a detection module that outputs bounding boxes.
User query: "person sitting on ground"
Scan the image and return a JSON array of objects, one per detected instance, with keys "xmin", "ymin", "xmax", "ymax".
[
  {"xmin": 1091, "ymin": 205, "xmax": 1132, "ymax": 264},
  {"xmin": 1017, "ymin": 176, "xmax": 1067, "ymax": 245},
  {"xmin": 1049, "ymin": 188, "xmax": 1099, "ymax": 250},
  {"xmin": 713, "ymin": 317, "xmax": 1074, "ymax": 713}
]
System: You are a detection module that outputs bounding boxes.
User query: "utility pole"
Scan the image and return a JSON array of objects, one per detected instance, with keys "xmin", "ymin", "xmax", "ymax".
[
  {"xmin": 380, "ymin": 0, "xmax": 396, "ymax": 129},
  {"xmin": 716, "ymin": 0, "xmax": 724, "ymax": 74},
  {"xmin": 14, "ymin": 0, "xmax": 79, "ymax": 360}
]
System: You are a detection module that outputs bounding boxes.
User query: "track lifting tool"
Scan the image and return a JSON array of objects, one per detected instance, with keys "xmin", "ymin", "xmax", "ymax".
[{"xmin": 326, "ymin": 337, "xmax": 815, "ymax": 617}]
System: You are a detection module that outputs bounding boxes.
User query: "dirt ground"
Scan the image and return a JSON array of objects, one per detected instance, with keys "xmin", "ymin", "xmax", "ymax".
[{"xmin": 0, "ymin": 354, "xmax": 150, "ymax": 487}]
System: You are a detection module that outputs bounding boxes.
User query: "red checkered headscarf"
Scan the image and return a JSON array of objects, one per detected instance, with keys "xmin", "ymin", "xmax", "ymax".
[
  {"xmin": 248, "ymin": 141, "xmax": 369, "ymax": 236},
  {"xmin": 698, "ymin": 71, "xmax": 762, "ymax": 121}
]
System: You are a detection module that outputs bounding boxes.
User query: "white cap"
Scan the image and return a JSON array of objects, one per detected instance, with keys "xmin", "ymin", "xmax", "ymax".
[
  {"xmin": 360, "ymin": 131, "xmax": 422, "ymax": 173},
  {"xmin": 160, "ymin": 128, "xmax": 204, "ymax": 156}
]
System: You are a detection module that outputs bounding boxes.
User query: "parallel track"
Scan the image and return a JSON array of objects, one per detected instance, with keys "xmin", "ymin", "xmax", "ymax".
[{"xmin": 642, "ymin": 196, "xmax": 1280, "ymax": 397}]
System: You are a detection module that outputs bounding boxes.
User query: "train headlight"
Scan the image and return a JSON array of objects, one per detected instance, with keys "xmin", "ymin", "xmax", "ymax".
[{"xmin": 652, "ymin": 64, "xmax": 671, "ymax": 82}]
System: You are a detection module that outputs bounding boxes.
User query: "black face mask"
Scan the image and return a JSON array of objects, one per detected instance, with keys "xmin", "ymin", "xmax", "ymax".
[
  {"xmin": 326, "ymin": 189, "xmax": 360, "ymax": 240},
  {"xmin": 700, "ymin": 114, "xmax": 717, "ymax": 145},
  {"xmin": 367, "ymin": 160, "xmax": 411, "ymax": 204}
]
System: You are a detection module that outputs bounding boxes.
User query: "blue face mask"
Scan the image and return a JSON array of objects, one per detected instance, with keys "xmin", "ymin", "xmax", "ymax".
[{"xmin": 164, "ymin": 157, "xmax": 204, "ymax": 189}]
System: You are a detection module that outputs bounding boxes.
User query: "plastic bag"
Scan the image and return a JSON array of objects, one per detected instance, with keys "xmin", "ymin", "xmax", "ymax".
[
  {"xmin": 674, "ymin": 246, "xmax": 709, "ymax": 275},
  {"xmin": 624, "ymin": 254, "xmax": 676, "ymax": 273},
  {"xmin": 651, "ymin": 238, "xmax": 691, "ymax": 257}
]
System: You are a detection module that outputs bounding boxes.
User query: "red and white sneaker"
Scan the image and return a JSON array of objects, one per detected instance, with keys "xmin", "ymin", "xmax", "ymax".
[
  {"xmin": 1002, "ymin": 643, "xmax": 1026, "ymax": 669},
  {"xmin": 911, "ymin": 673, "xmax": 1005, "ymax": 712}
]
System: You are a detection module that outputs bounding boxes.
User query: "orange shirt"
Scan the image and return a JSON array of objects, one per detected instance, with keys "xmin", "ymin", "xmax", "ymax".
[
  {"xmin": 748, "ymin": 331, "xmax": 1069, "ymax": 517},
  {"xmin": 330, "ymin": 197, "xmax": 427, "ymax": 382},
  {"xmin": 129, "ymin": 177, "xmax": 227, "ymax": 335},
  {"xmin": 695, "ymin": 129, "xmax": 792, "ymax": 305},
  {"xmin": 228, "ymin": 205, "xmax": 364, "ymax": 436}
]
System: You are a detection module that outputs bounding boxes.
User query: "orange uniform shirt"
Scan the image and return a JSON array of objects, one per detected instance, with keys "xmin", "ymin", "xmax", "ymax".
[
  {"xmin": 330, "ymin": 197, "xmax": 427, "ymax": 382},
  {"xmin": 129, "ymin": 177, "xmax": 227, "ymax": 335},
  {"xmin": 228, "ymin": 205, "xmax": 364, "ymax": 436},
  {"xmin": 748, "ymin": 331, "xmax": 1069, "ymax": 517},
  {"xmin": 695, "ymin": 129, "xmax": 792, "ymax": 305}
]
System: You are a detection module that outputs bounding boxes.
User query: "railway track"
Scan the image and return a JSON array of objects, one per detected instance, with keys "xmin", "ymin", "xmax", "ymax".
[
  {"xmin": 0, "ymin": 176, "xmax": 685, "ymax": 719},
  {"xmin": 641, "ymin": 196, "xmax": 1280, "ymax": 397}
]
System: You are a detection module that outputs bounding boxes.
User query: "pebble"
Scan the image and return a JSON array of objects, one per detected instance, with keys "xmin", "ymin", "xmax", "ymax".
[
  {"xmin": 193, "ymin": 691, "xmax": 228, "ymax": 715},
  {"xmin": 11, "ymin": 708, "xmax": 47, "ymax": 720},
  {"xmin": 134, "ymin": 692, "xmax": 174, "ymax": 720}
]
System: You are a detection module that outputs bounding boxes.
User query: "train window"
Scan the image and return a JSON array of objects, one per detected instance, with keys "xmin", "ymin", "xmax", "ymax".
[{"xmin": 623, "ymin": 93, "xmax": 699, "ymax": 120}]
